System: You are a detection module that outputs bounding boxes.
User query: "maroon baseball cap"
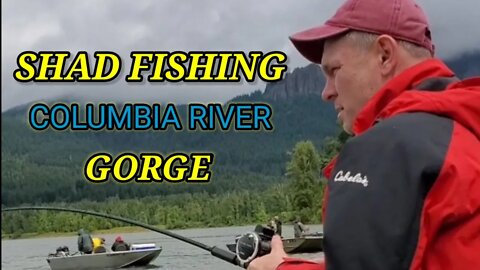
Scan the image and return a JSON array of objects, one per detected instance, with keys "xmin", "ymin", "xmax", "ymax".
[{"xmin": 290, "ymin": 0, "xmax": 434, "ymax": 64}]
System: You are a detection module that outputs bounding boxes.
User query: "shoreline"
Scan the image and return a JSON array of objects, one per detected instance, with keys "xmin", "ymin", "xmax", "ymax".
[
  {"xmin": 1, "ymin": 225, "xmax": 153, "ymax": 240},
  {"xmin": 2, "ymin": 221, "xmax": 321, "ymax": 241},
  {"xmin": 1, "ymin": 223, "xmax": 254, "ymax": 240},
  {"xmin": 2, "ymin": 223, "xmax": 323, "ymax": 241}
]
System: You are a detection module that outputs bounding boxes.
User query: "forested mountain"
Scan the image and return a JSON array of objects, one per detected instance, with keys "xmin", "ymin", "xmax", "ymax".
[{"xmin": 2, "ymin": 51, "xmax": 479, "ymax": 207}]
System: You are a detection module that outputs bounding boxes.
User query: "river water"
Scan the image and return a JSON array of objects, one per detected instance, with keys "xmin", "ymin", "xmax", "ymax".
[{"xmin": 1, "ymin": 225, "xmax": 324, "ymax": 270}]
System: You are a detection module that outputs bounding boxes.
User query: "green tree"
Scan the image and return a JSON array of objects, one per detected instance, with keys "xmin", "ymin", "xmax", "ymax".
[
  {"xmin": 286, "ymin": 141, "xmax": 323, "ymax": 222},
  {"xmin": 255, "ymin": 202, "xmax": 269, "ymax": 223}
]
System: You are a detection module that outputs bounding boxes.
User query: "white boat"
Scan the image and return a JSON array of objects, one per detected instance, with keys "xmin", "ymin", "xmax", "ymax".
[{"xmin": 47, "ymin": 244, "xmax": 162, "ymax": 270}]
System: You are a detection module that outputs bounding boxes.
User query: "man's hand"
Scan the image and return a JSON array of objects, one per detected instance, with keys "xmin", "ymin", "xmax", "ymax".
[{"xmin": 247, "ymin": 235, "xmax": 288, "ymax": 270}]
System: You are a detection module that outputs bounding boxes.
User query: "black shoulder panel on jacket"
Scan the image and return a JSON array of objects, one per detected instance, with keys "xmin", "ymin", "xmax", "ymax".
[{"xmin": 324, "ymin": 112, "xmax": 453, "ymax": 270}]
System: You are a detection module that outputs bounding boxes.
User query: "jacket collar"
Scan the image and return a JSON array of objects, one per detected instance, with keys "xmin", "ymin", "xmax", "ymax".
[{"xmin": 351, "ymin": 58, "xmax": 455, "ymax": 136}]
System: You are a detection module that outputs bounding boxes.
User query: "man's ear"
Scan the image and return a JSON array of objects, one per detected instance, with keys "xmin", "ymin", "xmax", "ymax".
[{"xmin": 374, "ymin": 35, "xmax": 398, "ymax": 76}]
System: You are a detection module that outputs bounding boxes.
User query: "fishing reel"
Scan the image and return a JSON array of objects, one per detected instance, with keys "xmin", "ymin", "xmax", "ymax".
[{"xmin": 235, "ymin": 225, "xmax": 274, "ymax": 267}]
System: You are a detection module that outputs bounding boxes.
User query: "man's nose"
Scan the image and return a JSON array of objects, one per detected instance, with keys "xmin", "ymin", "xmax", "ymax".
[{"xmin": 322, "ymin": 80, "xmax": 337, "ymax": 102}]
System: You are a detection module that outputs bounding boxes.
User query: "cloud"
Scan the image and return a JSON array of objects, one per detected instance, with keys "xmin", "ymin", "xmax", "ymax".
[{"xmin": 2, "ymin": 0, "xmax": 479, "ymax": 111}]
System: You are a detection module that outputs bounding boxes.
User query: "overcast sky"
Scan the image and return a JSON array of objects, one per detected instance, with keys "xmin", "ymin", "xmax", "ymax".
[{"xmin": 2, "ymin": 0, "xmax": 480, "ymax": 112}]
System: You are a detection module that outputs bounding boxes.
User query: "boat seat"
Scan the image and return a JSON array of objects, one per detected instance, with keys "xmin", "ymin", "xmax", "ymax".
[
  {"xmin": 93, "ymin": 246, "xmax": 107, "ymax": 253},
  {"xmin": 112, "ymin": 243, "xmax": 129, "ymax": 251}
]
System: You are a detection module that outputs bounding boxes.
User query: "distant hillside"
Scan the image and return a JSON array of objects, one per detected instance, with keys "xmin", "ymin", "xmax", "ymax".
[
  {"xmin": 263, "ymin": 64, "xmax": 325, "ymax": 100},
  {"xmin": 1, "ymin": 66, "xmax": 338, "ymax": 206},
  {"xmin": 444, "ymin": 51, "xmax": 480, "ymax": 78},
  {"xmin": 2, "ymin": 51, "xmax": 479, "ymax": 206}
]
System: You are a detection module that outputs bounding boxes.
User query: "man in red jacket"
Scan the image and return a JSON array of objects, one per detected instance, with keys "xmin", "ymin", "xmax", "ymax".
[{"xmin": 248, "ymin": 0, "xmax": 480, "ymax": 269}]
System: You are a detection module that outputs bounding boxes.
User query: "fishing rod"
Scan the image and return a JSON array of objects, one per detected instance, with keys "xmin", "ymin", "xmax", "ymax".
[{"xmin": 1, "ymin": 206, "xmax": 243, "ymax": 267}]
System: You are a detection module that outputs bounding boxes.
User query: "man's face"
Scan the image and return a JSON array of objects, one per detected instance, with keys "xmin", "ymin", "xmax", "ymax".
[{"xmin": 320, "ymin": 36, "xmax": 382, "ymax": 133}]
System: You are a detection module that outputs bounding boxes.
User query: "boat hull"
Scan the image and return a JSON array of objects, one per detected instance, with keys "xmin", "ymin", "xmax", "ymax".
[
  {"xmin": 226, "ymin": 236, "xmax": 323, "ymax": 254},
  {"xmin": 47, "ymin": 248, "xmax": 162, "ymax": 270},
  {"xmin": 282, "ymin": 236, "xmax": 323, "ymax": 253}
]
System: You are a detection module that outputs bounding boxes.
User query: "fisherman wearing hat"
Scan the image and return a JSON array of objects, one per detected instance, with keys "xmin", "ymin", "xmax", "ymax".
[
  {"xmin": 248, "ymin": 0, "xmax": 480, "ymax": 269},
  {"xmin": 77, "ymin": 228, "xmax": 93, "ymax": 254},
  {"xmin": 274, "ymin": 216, "xmax": 282, "ymax": 237},
  {"xmin": 111, "ymin": 235, "xmax": 130, "ymax": 252}
]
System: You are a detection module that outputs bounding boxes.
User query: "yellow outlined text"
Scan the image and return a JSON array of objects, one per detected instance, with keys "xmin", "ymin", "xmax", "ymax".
[
  {"xmin": 13, "ymin": 51, "xmax": 287, "ymax": 82},
  {"xmin": 84, "ymin": 152, "xmax": 214, "ymax": 183}
]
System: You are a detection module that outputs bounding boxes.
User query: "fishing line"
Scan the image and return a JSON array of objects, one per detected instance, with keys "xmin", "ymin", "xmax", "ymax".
[{"xmin": 1, "ymin": 206, "xmax": 240, "ymax": 267}]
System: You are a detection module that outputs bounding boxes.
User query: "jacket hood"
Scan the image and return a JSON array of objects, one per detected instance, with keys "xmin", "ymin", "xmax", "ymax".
[
  {"xmin": 352, "ymin": 58, "xmax": 480, "ymax": 139},
  {"xmin": 379, "ymin": 77, "xmax": 480, "ymax": 140}
]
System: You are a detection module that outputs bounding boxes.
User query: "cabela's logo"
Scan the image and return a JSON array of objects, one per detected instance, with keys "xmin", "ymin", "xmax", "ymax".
[{"xmin": 334, "ymin": 170, "xmax": 369, "ymax": 187}]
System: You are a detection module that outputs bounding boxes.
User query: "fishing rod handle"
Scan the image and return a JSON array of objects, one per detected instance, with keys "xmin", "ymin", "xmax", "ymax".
[{"xmin": 210, "ymin": 246, "xmax": 244, "ymax": 267}]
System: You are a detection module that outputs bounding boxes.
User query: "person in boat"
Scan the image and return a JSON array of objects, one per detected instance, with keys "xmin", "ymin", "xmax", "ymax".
[
  {"xmin": 247, "ymin": 0, "xmax": 480, "ymax": 269},
  {"xmin": 77, "ymin": 229, "xmax": 94, "ymax": 254},
  {"xmin": 92, "ymin": 237, "xmax": 107, "ymax": 253},
  {"xmin": 267, "ymin": 218, "xmax": 276, "ymax": 232},
  {"xmin": 274, "ymin": 216, "xmax": 282, "ymax": 237},
  {"xmin": 111, "ymin": 236, "xmax": 130, "ymax": 251},
  {"xmin": 55, "ymin": 246, "xmax": 70, "ymax": 256},
  {"xmin": 293, "ymin": 217, "xmax": 307, "ymax": 238},
  {"xmin": 92, "ymin": 236, "xmax": 103, "ymax": 249}
]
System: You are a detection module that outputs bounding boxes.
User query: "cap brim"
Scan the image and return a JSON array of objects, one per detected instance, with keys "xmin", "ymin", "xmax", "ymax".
[{"xmin": 289, "ymin": 24, "xmax": 350, "ymax": 64}]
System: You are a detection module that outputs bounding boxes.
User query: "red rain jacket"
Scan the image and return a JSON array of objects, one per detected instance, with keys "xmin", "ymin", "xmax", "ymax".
[{"xmin": 278, "ymin": 59, "xmax": 480, "ymax": 270}]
